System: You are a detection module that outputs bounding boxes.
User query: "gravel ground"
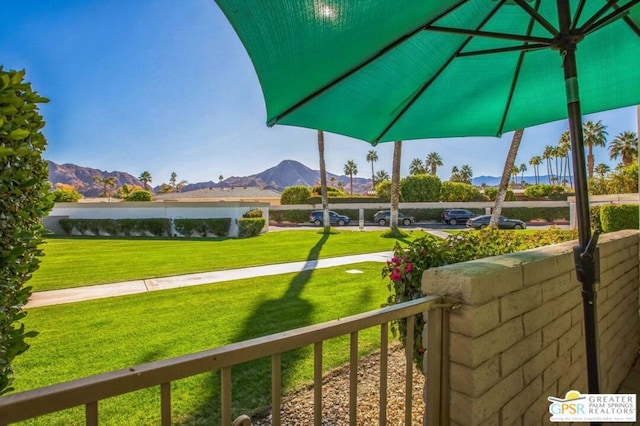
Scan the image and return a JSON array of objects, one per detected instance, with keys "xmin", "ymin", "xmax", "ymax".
[{"xmin": 250, "ymin": 344, "xmax": 425, "ymax": 425}]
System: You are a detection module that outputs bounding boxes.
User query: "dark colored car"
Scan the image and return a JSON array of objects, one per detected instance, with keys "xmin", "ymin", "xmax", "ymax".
[
  {"xmin": 466, "ymin": 215, "xmax": 527, "ymax": 229},
  {"xmin": 373, "ymin": 210, "xmax": 415, "ymax": 226},
  {"xmin": 309, "ymin": 210, "xmax": 350, "ymax": 226},
  {"xmin": 441, "ymin": 209, "xmax": 476, "ymax": 225}
]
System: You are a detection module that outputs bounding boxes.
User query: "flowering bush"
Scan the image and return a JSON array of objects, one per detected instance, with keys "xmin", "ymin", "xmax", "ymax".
[{"xmin": 382, "ymin": 227, "xmax": 578, "ymax": 371}]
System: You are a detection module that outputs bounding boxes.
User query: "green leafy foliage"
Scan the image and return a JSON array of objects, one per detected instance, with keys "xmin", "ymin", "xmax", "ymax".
[
  {"xmin": 599, "ymin": 204, "xmax": 639, "ymax": 232},
  {"xmin": 58, "ymin": 218, "xmax": 172, "ymax": 237},
  {"xmin": 523, "ymin": 184, "xmax": 566, "ymax": 200},
  {"xmin": 123, "ymin": 190, "xmax": 153, "ymax": 201},
  {"xmin": 238, "ymin": 217, "xmax": 266, "ymax": 238},
  {"xmin": 242, "ymin": 209, "xmax": 263, "ymax": 218},
  {"xmin": 172, "ymin": 218, "xmax": 231, "ymax": 237},
  {"xmin": 310, "ymin": 184, "xmax": 345, "ymax": 197},
  {"xmin": 382, "ymin": 227, "xmax": 578, "ymax": 371},
  {"xmin": 0, "ymin": 68, "xmax": 53, "ymax": 394},
  {"xmin": 375, "ymin": 180, "xmax": 391, "ymax": 201},
  {"xmin": 280, "ymin": 186, "xmax": 312, "ymax": 204},
  {"xmin": 484, "ymin": 187, "xmax": 515, "ymax": 201},
  {"xmin": 269, "ymin": 210, "xmax": 311, "ymax": 224},
  {"xmin": 400, "ymin": 174, "xmax": 441, "ymax": 202},
  {"xmin": 440, "ymin": 181, "xmax": 485, "ymax": 202}
]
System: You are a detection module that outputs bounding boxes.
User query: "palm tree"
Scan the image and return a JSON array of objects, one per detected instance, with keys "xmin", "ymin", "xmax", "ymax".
[
  {"xmin": 92, "ymin": 175, "xmax": 117, "ymax": 199},
  {"xmin": 366, "ymin": 149, "xmax": 378, "ymax": 187},
  {"xmin": 459, "ymin": 164, "xmax": 473, "ymax": 184},
  {"xmin": 542, "ymin": 145, "xmax": 555, "ymax": 184},
  {"xmin": 409, "ymin": 158, "xmax": 425, "ymax": 175},
  {"xmin": 511, "ymin": 166, "xmax": 518, "ymax": 185},
  {"xmin": 558, "ymin": 130, "xmax": 573, "ymax": 188},
  {"xmin": 450, "ymin": 165, "xmax": 460, "ymax": 182},
  {"xmin": 529, "ymin": 156, "xmax": 542, "ymax": 185},
  {"xmin": 169, "ymin": 172, "xmax": 188, "ymax": 192},
  {"xmin": 594, "ymin": 163, "xmax": 611, "ymax": 179},
  {"xmin": 518, "ymin": 163, "xmax": 527, "ymax": 185},
  {"xmin": 609, "ymin": 131, "xmax": 638, "ymax": 166},
  {"xmin": 490, "ymin": 129, "xmax": 524, "ymax": 227},
  {"xmin": 218, "ymin": 175, "xmax": 224, "ymax": 183},
  {"xmin": 138, "ymin": 171, "xmax": 152, "ymax": 191},
  {"xmin": 583, "ymin": 120, "xmax": 608, "ymax": 178},
  {"xmin": 425, "ymin": 152, "xmax": 443, "ymax": 175},
  {"xmin": 390, "ymin": 141, "xmax": 402, "ymax": 232},
  {"xmin": 317, "ymin": 130, "xmax": 330, "ymax": 232},
  {"xmin": 374, "ymin": 169, "xmax": 390, "ymax": 183},
  {"xmin": 343, "ymin": 160, "xmax": 358, "ymax": 196}
]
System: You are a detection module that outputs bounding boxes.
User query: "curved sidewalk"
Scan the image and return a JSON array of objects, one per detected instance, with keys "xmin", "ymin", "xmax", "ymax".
[{"xmin": 26, "ymin": 251, "xmax": 394, "ymax": 309}]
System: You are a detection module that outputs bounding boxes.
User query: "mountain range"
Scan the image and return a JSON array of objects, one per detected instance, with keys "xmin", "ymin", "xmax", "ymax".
[
  {"xmin": 47, "ymin": 159, "xmax": 553, "ymax": 197},
  {"xmin": 47, "ymin": 159, "xmax": 374, "ymax": 196}
]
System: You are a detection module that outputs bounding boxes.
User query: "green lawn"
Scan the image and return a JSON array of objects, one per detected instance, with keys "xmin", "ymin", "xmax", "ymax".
[
  {"xmin": 16, "ymin": 262, "xmax": 390, "ymax": 425},
  {"xmin": 32, "ymin": 230, "xmax": 418, "ymax": 291}
]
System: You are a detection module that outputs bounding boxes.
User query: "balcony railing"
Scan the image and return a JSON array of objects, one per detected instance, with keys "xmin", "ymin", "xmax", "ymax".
[{"xmin": 0, "ymin": 295, "xmax": 451, "ymax": 426}]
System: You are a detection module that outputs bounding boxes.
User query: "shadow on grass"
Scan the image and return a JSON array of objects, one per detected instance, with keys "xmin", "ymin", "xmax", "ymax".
[{"xmin": 178, "ymin": 233, "xmax": 329, "ymax": 425}]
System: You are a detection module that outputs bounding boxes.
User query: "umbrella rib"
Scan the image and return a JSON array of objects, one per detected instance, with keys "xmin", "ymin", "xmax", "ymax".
[
  {"xmin": 581, "ymin": 0, "xmax": 640, "ymax": 35},
  {"xmin": 497, "ymin": 0, "xmax": 542, "ymax": 136},
  {"xmin": 457, "ymin": 43, "xmax": 547, "ymax": 57},
  {"xmin": 373, "ymin": 2, "xmax": 505, "ymax": 143},
  {"xmin": 267, "ymin": 0, "xmax": 470, "ymax": 126},
  {"xmin": 511, "ymin": 0, "xmax": 559, "ymax": 37},
  {"xmin": 571, "ymin": 0, "xmax": 587, "ymax": 29},
  {"xmin": 428, "ymin": 26, "xmax": 552, "ymax": 45},
  {"xmin": 578, "ymin": 0, "xmax": 622, "ymax": 32}
]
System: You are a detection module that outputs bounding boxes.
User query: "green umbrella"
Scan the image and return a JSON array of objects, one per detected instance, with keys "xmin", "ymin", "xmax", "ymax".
[{"xmin": 215, "ymin": 0, "xmax": 640, "ymax": 403}]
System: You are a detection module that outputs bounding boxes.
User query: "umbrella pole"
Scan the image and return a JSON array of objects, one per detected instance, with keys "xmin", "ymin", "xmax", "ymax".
[{"xmin": 558, "ymin": 1, "xmax": 601, "ymax": 406}]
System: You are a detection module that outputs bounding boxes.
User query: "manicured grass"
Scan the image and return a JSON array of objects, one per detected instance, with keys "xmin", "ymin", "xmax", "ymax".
[
  {"xmin": 16, "ymin": 262, "xmax": 390, "ymax": 425},
  {"xmin": 31, "ymin": 230, "xmax": 419, "ymax": 291}
]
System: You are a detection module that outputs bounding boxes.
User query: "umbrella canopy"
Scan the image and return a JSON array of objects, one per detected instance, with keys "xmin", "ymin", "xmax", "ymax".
[
  {"xmin": 214, "ymin": 0, "xmax": 639, "ymax": 144},
  {"xmin": 215, "ymin": 0, "xmax": 640, "ymax": 404}
]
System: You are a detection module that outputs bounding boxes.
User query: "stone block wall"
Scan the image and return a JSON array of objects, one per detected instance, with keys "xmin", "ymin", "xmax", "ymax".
[{"xmin": 422, "ymin": 230, "xmax": 639, "ymax": 425}]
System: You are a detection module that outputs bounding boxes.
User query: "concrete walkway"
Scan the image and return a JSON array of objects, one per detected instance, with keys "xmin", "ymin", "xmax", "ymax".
[{"xmin": 26, "ymin": 251, "xmax": 394, "ymax": 309}]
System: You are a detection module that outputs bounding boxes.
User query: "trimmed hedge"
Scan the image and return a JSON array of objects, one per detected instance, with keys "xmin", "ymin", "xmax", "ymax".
[
  {"xmin": 599, "ymin": 204, "xmax": 639, "ymax": 232},
  {"xmin": 59, "ymin": 218, "xmax": 171, "ymax": 236},
  {"xmin": 307, "ymin": 196, "xmax": 385, "ymax": 204},
  {"xmin": 173, "ymin": 218, "xmax": 231, "ymax": 237},
  {"xmin": 238, "ymin": 217, "xmax": 266, "ymax": 238}
]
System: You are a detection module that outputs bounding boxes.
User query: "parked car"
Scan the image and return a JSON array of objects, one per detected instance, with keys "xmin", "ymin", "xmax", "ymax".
[
  {"xmin": 309, "ymin": 210, "xmax": 350, "ymax": 226},
  {"xmin": 373, "ymin": 210, "xmax": 415, "ymax": 226},
  {"xmin": 466, "ymin": 215, "xmax": 527, "ymax": 229},
  {"xmin": 441, "ymin": 209, "xmax": 476, "ymax": 225}
]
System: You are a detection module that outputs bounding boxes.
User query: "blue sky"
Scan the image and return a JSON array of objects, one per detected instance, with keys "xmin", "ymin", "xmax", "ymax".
[{"xmin": 1, "ymin": 0, "xmax": 637, "ymax": 185}]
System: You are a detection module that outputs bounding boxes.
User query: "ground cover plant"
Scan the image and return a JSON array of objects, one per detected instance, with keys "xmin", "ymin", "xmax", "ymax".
[
  {"xmin": 30, "ymin": 230, "xmax": 417, "ymax": 292},
  {"xmin": 14, "ymin": 262, "xmax": 388, "ymax": 424}
]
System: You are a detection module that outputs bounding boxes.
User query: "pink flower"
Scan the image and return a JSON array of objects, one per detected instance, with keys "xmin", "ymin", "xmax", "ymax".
[
  {"xmin": 405, "ymin": 263, "xmax": 413, "ymax": 273},
  {"xmin": 390, "ymin": 272, "xmax": 401, "ymax": 281},
  {"xmin": 391, "ymin": 256, "xmax": 400, "ymax": 265}
]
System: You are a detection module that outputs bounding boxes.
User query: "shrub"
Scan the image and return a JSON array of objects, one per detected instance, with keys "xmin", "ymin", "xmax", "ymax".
[
  {"xmin": 238, "ymin": 217, "xmax": 266, "ymax": 238},
  {"xmin": 243, "ymin": 209, "xmax": 263, "ymax": 218},
  {"xmin": 590, "ymin": 205, "xmax": 602, "ymax": 231},
  {"xmin": 484, "ymin": 187, "xmax": 515, "ymax": 201},
  {"xmin": 59, "ymin": 218, "xmax": 74, "ymax": 234},
  {"xmin": 116, "ymin": 219, "xmax": 139, "ymax": 236},
  {"xmin": 280, "ymin": 186, "xmax": 312, "ymax": 204},
  {"xmin": 140, "ymin": 218, "xmax": 171, "ymax": 236},
  {"xmin": 400, "ymin": 175, "xmax": 441, "ymax": 202},
  {"xmin": 123, "ymin": 190, "xmax": 153, "ymax": 201},
  {"xmin": 382, "ymin": 227, "xmax": 578, "ymax": 370},
  {"xmin": 52, "ymin": 184, "xmax": 83, "ymax": 202},
  {"xmin": 269, "ymin": 210, "xmax": 311, "ymax": 224},
  {"xmin": 523, "ymin": 184, "xmax": 566, "ymax": 200},
  {"xmin": 0, "ymin": 68, "xmax": 53, "ymax": 394},
  {"xmin": 173, "ymin": 218, "xmax": 230, "ymax": 237},
  {"xmin": 599, "ymin": 204, "xmax": 639, "ymax": 232},
  {"xmin": 440, "ymin": 181, "xmax": 485, "ymax": 202},
  {"xmin": 311, "ymin": 185, "xmax": 345, "ymax": 197},
  {"xmin": 375, "ymin": 180, "xmax": 391, "ymax": 201}
]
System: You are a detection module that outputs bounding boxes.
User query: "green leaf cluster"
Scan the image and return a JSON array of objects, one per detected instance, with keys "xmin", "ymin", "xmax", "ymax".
[
  {"xmin": 484, "ymin": 187, "xmax": 516, "ymax": 201},
  {"xmin": 173, "ymin": 218, "xmax": 231, "ymax": 237},
  {"xmin": 440, "ymin": 181, "xmax": 484, "ymax": 201},
  {"xmin": 382, "ymin": 227, "xmax": 578, "ymax": 371},
  {"xmin": 59, "ymin": 218, "xmax": 173, "ymax": 237},
  {"xmin": 400, "ymin": 174, "xmax": 441, "ymax": 202},
  {"xmin": 523, "ymin": 184, "xmax": 567, "ymax": 200},
  {"xmin": 599, "ymin": 204, "xmax": 639, "ymax": 232},
  {"xmin": 242, "ymin": 209, "xmax": 263, "ymax": 218},
  {"xmin": 280, "ymin": 186, "xmax": 312, "ymax": 204},
  {"xmin": 123, "ymin": 190, "xmax": 153, "ymax": 202},
  {"xmin": 0, "ymin": 68, "xmax": 53, "ymax": 394},
  {"xmin": 237, "ymin": 217, "xmax": 266, "ymax": 238}
]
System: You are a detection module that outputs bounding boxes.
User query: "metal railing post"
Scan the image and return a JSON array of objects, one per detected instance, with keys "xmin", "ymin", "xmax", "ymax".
[{"xmin": 426, "ymin": 302, "xmax": 449, "ymax": 425}]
